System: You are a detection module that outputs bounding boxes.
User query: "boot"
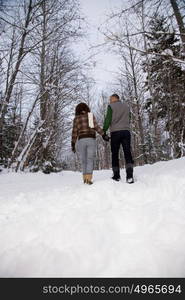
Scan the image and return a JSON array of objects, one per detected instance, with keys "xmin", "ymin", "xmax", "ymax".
[
  {"xmin": 83, "ymin": 174, "xmax": 87, "ymax": 184},
  {"xmin": 86, "ymin": 174, "xmax": 93, "ymax": 185},
  {"xmin": 126, "ymin": 163, "xmax": 134, "ymax": 184},
  {"xmin": 112, "ymin": 167, "xmax": 121, "ymax": 181}
]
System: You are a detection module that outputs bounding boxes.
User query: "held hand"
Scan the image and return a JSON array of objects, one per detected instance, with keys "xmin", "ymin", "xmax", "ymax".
[
  {"xmin": 71, "ymin": 142, "xmax": 76, "ymax": 153},
  {"xmin": 102, "ymin": 133, "xmax": 110, "ymax": 142}
]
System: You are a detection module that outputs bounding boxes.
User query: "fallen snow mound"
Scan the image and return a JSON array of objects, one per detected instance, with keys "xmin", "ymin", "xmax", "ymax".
[{"xmin": 0, "ymin": 158, "xmax": 185, "ymax": 277}]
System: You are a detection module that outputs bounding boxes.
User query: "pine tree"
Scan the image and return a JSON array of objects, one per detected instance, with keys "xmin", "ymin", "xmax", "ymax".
[
  {"xmin": 143, "ymin": 16, "xmax": 185, "ymax": 159},
  {"xmin": 0, "ymin": 109, "xmax": 23, "ymax": 167}
]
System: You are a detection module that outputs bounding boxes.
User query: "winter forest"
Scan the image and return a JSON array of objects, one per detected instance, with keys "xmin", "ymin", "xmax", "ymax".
[
  {"xmin": 0, "ymin": 0, "xmax": 185, "ymax": 174},
  {"xmin": 1, "ymin": 0, "xmax": 185, "ymax": 279}
]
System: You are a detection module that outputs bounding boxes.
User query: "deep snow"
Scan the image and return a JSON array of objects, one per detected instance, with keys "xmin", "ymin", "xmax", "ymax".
[{"xmin": 0, "ymin": 158, "xmax": 185, "ymax": 277}]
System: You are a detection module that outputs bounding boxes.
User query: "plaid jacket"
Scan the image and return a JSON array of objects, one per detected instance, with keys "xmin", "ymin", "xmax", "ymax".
[{"xmin": 71, "ymin": 113, "xmax": 104, "ymax": 145}]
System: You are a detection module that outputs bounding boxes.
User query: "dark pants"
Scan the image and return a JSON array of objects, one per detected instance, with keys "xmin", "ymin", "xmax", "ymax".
[{"xmin": 111, "ymin": 130, "xmax": 133, "ymax": 177}]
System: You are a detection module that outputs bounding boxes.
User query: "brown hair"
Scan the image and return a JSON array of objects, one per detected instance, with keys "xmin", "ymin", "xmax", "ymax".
[
  {"xmin": 75, "ymin": 103, "xmax": 90, "ymax": 116},
  {"xmin": 111, "ymin": 94, "xmax": 120, "ymax": 100}
]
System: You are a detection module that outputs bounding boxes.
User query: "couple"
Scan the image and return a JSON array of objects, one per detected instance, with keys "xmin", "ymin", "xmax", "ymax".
[{"xmin": 71, "ymin": 94, "xmax": 134, "ymax": 185}]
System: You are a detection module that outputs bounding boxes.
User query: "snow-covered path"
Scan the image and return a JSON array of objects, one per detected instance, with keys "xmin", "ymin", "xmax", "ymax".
[{"xmin": 0, "ymin": 158, "xmax": 185, "ymax": 277}]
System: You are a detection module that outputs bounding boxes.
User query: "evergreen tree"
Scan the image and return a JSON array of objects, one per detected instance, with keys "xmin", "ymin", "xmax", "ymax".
[
  {"xmin": 0, "ymin": 108, "xmax": 23, "ymax": 167},
  {"xmin": 143, "ymin": 16, "xmax": 185, "ymax": 159}
]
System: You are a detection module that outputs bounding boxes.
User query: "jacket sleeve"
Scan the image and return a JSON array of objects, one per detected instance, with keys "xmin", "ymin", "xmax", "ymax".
[
  {"xmin": 93, "ymin": 115, "xmax": 104, "ymax": 136},
  {"xmin": 71, "ymin": 118, "xmax": 78, "ymax": 146},
  {"xmin": 103, "ymin": 105, "xmax": 112, "ymax": 132}
]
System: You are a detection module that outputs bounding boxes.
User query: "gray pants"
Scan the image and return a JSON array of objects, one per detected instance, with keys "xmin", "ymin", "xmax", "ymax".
[{"xmin": 78, "ymin": 138, "xmax": 96, "ymax": 174}]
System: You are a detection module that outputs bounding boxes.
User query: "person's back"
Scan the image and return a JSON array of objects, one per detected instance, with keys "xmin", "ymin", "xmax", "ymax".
[
  {"xmin": 73, "ymin": 113, "xmax": 99, "ymax": 140},
  {"xmin": 109, "ymin": 101, "xmax": 130, "ymax": 133}
]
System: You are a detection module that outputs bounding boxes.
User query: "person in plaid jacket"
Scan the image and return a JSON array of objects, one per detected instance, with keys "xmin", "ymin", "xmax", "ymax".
[{"xmin": 71, "ymin": 103, "xmax": 109, "ymax": 184}]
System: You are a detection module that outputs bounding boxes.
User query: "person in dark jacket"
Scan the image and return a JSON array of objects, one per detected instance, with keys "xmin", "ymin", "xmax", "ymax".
[
  {"xmin": 103, "ymin": 94, "xmax": 134, "ymax": 183},
  {"xmin": 71, "ymin": 103, "xmax": 109, "ymax": 184}
]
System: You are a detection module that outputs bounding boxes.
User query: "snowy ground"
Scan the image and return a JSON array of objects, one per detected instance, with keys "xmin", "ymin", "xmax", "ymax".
[{"xmin": 0, "ymin": 158, "xmax": 185, "ymax": 277}]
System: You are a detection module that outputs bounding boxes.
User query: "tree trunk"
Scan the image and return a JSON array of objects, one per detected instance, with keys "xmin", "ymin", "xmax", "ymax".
[
  {"xmin": 141, "ymin": 0, "xmax": 160, "ymax": 162},
  {"xmin": 0, "ymin": 0, "xmax": 33, "ymax": 118},
  {"xmin": 0, "ymin": 0, "xmax": 33, "ymax": 163},
  {"xmin": 126, "ymin": 31, "xmax": 148, "ymax": 164},
  {"xmin": 8, "ymin": 94, "xmax": 39, "ymax": 167},
  {"xmin": 170, "ymin": 0, "xmax": 185, "ymax": 54}
]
